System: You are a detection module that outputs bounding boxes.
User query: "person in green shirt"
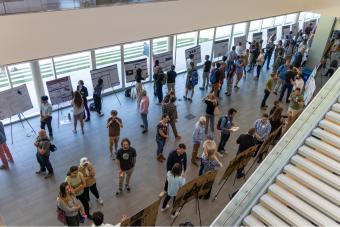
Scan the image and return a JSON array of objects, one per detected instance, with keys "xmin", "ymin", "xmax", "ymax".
[
  {"xmin": 261, "ymin": 73, "xmax": 277, "ymax": 109},
  {"xmin": 288, "ymin": 87, "xmax": 304, "ymax": 118}
]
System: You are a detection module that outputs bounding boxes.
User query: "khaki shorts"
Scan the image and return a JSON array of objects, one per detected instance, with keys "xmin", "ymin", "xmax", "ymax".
[{"xmin": 109, "ymin": 136, "xmax": 119, "ymax": 145}]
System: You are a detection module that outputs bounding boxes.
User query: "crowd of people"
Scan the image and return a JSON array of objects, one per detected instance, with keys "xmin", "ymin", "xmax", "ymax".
[{"xmin": 0, "ymin": 26, "xmax": 317, "ymax": 226}]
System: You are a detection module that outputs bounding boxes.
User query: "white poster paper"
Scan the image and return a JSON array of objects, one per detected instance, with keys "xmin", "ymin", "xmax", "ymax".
[
  {"xmin": 267, "ymin": 27, "xmax": 277, "ymax": 41},
  {"xmin": 0, "ymin": 84, "xmax": 33, "ymax": 120},
  {"xmin": 46, "ymin": 76, "xmax": 73, "ymax": 105},
  {"xmin": 292, "ymin": 23, "xmax": 299, "ymax": 36},
  {"xmin": 281, "ymin": 25, "xmax": 291, "ymax": 39},
  {"xmin": 90, "ymin": 64, "xmax": 120, "ymax": 90},
  {"xmin": 213, "ymin": 39, "xmax": 229, "ymax": 58},
  {"xmin": 124, "ymin": 58, "xmax": 148, "ymax": 83},
  {"xmin": 233, "ymin": 36, "xmax": 247, "ymax": 50},
  {"xmin": 303, "ymin": 19, "xmax": 317, "ymax": 31},
  {"xmin": 153, "ymin": 51, "xmax": 173, "ymax": 72},
  {"xmin": 252, "ymin": 32, "xmax": 263, "ymax": 42},
  {"xmin": 304, "ymin": 77, "xmax": 316, "ymax": 105},
  {"xmin": 185, "ymin": 45, "xmax": 202, "ymax": 65}
]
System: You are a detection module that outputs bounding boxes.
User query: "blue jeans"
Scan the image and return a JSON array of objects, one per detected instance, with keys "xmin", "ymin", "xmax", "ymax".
[
  {"xmin": 226, "ymin": 60, "xmax": 234, "ymax": 74},
  {"xmin": 264, "ymin": 52, "xmax": 272, "ymax": 69},
  {"xmin": 156, "ymin": 84, "xmax": 163, "ymax": 103},
  {"xmin": 279, "ymin": 82, "xmax": 293, "ymax": 102},
  {"xmin": 36, "ymin": 152, "xmax": 53, "ymax": 173},
  {"xmin": 156, "ymin": 138, "xmax": 165, "ymax": 156},
  {"xmin": 256, "ymin": 65, "xmax": 262, "ymax": 77},
  {"xmin": 140, "ymin": 113, "xmax": 148, "ymax": 130}
]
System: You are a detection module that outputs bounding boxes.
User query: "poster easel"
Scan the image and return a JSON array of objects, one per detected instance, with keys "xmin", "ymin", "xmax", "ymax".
[{"xmin": 9, "ymin": 112, "xmax": 36, "ymax": 144}]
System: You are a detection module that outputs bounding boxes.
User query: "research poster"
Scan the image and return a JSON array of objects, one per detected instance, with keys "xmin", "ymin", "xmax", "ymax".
[
  {"xmin": 185, "ymin": 45, "xmax": 201, "ymax": 65},
  {"xmin": 304, "ymin": 67, "xmax": 317, "ymax": 105},
  {"xmin": 252, "ymin": 32, "xmax": 263, "ymax": 43},
  {"xmin": 0, "ymin": 84, "xmax": 33, "ymax": 120},
  {"xmin": 124, "ymin": 58, "xmax": 148, "ymax": 83},
  {"xmin": 153, "ymin": 51, "xmax": 173, "ymax": 72},
  {"xmin": 46, "ymin": 76, "xmax": 73, "ymax": 105},
  {"xmin": 292, "ymin": 23, "xmax": 299, "ymax": 36},
  {"xmin": 267, "ymin": 27, "xmax": 277, "ymax": 41},
  {"xmin": 90, "ymin": 64, "xmax": 120, "ymax": 90},
  {"xmin": 282, "ymin": 25, "xmax": 291, "ymax": 39},
  {"xmin": 233, "ymin": 35, "xmax": 247, "ymax": 49},
  {"xmin": 213, "ymin": 39, "xmax": 229, "ymax": 58},
  {"xmin": 303, "ymin": 19, "xmax": 317, "ymax": 31}
]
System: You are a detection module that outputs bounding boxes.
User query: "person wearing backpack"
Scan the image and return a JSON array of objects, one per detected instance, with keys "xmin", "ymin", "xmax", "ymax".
[
  {"xmin": 166, "ymin": 65, "xmax": 177, "ymax": 93},
  {"xmin": 183, "ymin": 62, "xmax": 197, "ymax": 102},
  {"xmin": 217, "ymin": 108, "xmax": 237, "ymax": 156},
  {"xmin": 34, "ymin": 129, "xmax": 54, "ymax": 179},
  {"xmin": 200, "ymin": 55, "xmax": 212, "ymax": 90},
  {"xmin": 210, "ymin": 62, "xmax": 221, "ymax": 97}
]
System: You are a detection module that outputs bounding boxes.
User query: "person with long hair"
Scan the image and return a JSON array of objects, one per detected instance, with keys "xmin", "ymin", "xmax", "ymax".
[
  {"xmin": 135, "ymin": 68, "xmax": 145, "ymax": 106},
  {"xmin": 71, "ymin": 91, "xmax": 85, "ymax": 134},
  {"xmin": 57, "ymin": 182, "xmax": 83, "ymax": 226}
]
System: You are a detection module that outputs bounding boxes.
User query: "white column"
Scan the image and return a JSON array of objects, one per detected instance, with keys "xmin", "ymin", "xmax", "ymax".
[
  {"xmin": 30, "ymin": 60, "xmax": 45, "ymax": 104},
  {"xmin": 90, "ymin": 50, "xmax": 96, "ymax": 70},
  {"xmin": 149, "ymin": 40, "xmax": 153, "ymax": 81},
  {"xmin": 120, "ymin": 44, "xmax": 125, "ymax": 89},
  {"xmin": 244, "ymin": 21, "xmax": 250, "ymax": 43}
]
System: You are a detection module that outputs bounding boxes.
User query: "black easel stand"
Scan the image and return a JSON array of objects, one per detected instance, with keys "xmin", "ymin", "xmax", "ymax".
[
  {"xmin": 213, "ymin": 175, "xmax": 231, "ymax": 201},
  {"xmin": 10, "ymin": 113, "xmax": 36, "ymax": 144}
]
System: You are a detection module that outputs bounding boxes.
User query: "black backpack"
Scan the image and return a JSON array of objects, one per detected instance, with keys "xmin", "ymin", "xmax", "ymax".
[
  {"xmin": 125, "ymin": 88, "xmax": 131, "ymax": 97},
  {"xmin": 89, "ymin": 103, "xmax": 96, "ymax": 111},
  {"xmin": 41, "ymin": 138, "xmax": 57, "ymax": 152}
]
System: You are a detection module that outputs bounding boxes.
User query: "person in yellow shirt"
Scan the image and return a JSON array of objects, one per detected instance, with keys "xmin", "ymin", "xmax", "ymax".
[{"xmin": 261, "ymin": 73, "xmax": 277, "ymax": 109}]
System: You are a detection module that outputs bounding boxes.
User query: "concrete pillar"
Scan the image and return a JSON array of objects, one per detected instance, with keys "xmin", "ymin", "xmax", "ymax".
[
  {"xmin": 30, "ymin": 60, "xmax": 45, "ymax": 104},
  {"xmin": 306, "ymin": 15, "xmax": 335, "ymax": 68},
  {"xmin": 90, "ymin": 50, "xmax": 96, "ymax": 70},
  {"xmin": 168, "ymin": 36, "xmax": 174, "ymax": 52}
]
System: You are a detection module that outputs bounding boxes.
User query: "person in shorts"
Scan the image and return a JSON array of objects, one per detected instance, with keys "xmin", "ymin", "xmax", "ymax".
[{"xmin": 106, "ymin": 110, "xmax": 123, "ymax": 160}]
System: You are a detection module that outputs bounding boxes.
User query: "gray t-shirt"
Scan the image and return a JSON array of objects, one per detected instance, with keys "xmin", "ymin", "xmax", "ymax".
[{"xmin": 36, "ymin": 136, "xmax": 51, "ymax": 156}]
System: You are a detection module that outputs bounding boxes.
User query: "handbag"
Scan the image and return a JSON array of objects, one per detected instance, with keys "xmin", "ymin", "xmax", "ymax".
[
  {"xmin": 56, "ymin": 207, "xmax": 67, "ymax": 225},
  {"xmin": 214, "ymin": 106, "xmax": 220, "ymax": 116}
]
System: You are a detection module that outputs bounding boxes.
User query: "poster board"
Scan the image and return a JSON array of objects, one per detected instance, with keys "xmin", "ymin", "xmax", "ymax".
[
  {"xmin": 120, "ymin": 200, "xmax": 160, "ymax": 226},
  {"xmin": 233, "ymin": 35, "xmax": 247, "ymax": 49},
  {"xmin": 185, "ymin": 45, "xmax": 202, "ymax": 65},
  {"xmin": 257, "ymin": 126, "xmax": 282, "ymax": 160},
  {"xmin": 267, "ymin": 27, "xmax": 277, "ymax": 41},
  {"xmin": 90, "ymin": 64, "xmax": 120, "ymax": 90},
  {"xmin": 252, "ymin": 32, "xmax": 263, "ymax": 43},
  {"xmin": 303, "ymin": 19, "xmax": 317, "ymax": 31},
  {"xmin": 153, "ymin": 51, "xmax": 173, "ymax": 72},
  {"xmin": 304, "ymin": 67, "xmax": 317, "ymax": 105},
  {"xmin": 282, "ymin": 25, "xmax": 291, "ymax": 39},
  {"xmin": 171, "ymin": 171, "xmax": 217, "ymax": 213},
  {"xmin": 124, "ymin": 58, "xmax": 148, "ymax": 83},
  {"xmin": 213, "ymin": 39, "xmax": 229, "ymax": 58},
  {"xmin": 292, "ymin": 23, "xmax": 300, "ymax": 36},
  {"xmin": 0, "ymin": 84, "xmax": 33, "ymax": 120},
  {"xmin": 46, "ymin": 76, "xmax": 73, "ymax": 105}
]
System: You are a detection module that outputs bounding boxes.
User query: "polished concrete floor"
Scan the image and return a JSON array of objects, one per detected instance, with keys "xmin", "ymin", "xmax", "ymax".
[{"xmin": 0, "ymin": 67, "xmax": 326, "ymax": 226}]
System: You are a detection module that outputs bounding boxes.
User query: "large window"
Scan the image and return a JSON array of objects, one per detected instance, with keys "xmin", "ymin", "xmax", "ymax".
[
  {"xmin": 299, "ymin": 12, "xmax": 305, "ymax": 21},
  {"xmin": 304, "ymin": 12, "xmax": 314, "ymax": 20},
  {"xmin": 0, "ymin": 67, "xmax": 10, "ymax": 92},
  {"xmin": 39, "ymin": 58, "xmax": 56, "ymax": 97},
  {"xmin": 152, "ymin": 37, "xmax": 170, "ymax": 55},
  {"xmin": 285, "ymin": 13, "xmax": 297, "ymax": 25},
  {"xmin": 123, "ymin": 40, "xmax": 151, "ymax": 87},
  {"xmin": 249, "ymin": 20, "xmax": 262, "ymax": 32},
  {"xmin": 262, "ymin": 18, "xmax": 274, "ymax": 29},
  {"xmin": 199, "ymin": 28, "xmax": 214, "ymax": 66},
  {"xmin": 95, "ymin": 46, "xmax": 123, "ymax": 91},
  {"xmin": 54, "ymin": 51, "xmax": 92, "ymax": 96},
  {"xmin": 175, "ymin": 32, "xmax": 198, "ymax": 71},
  {"xmin": 215, "ymin": 25, "xmax": 232, "ymax": 41},
  {"xmin": 233, "ymin": 23, "xmax": 246, "ymax": 36}
]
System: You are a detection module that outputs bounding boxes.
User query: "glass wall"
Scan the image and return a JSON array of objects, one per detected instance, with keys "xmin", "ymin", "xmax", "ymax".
[
  {"xmin": 285, "ymin": 13, "xmax": 297, "ymax": 25},
  {"xmin": 0, "ymin": 67, "xmax": 10, "ymax": 92},
  {"xmin": 231, "ymin": 22, "xmax": 246, "ymax": 47},
  {"xmin": 151, "ymin": 37, "xmax": 170, "ymax": 76},
  {"xmin": 175, "ymin": 32, "xmax": 198, "ymax": 71},
  {"xmin": 39, "ymin": 58, "xmax": 56, "ymax": 97},
  {"xmin": 199, "ymin": 28, "xmax": 214, "ymax": 66},
  {"xmin": 215, "ymin": 25, "xmax": 232, "ymax": 41},
  {"xmin": 95, "ymin": 46, "xmax": 123, "ymax": 91}
]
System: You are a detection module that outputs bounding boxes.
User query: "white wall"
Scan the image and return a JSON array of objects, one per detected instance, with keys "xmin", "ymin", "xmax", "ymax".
[{"xmin": 0, "ymin": 0, "xmax": 304, "ymax": 65}]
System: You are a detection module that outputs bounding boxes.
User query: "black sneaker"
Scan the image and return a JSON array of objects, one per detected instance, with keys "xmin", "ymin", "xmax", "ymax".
[
  {"xmin": 140, "ymin": 124, "xmax": 144, "ymax": 128},
  {"xmin": 115, "ymin": 189, "xmax": 122, "ymax": 196},
  {"xmin": 35, "ymin": 170, "xmax": 45, "ymax": 175},
  {"xmin": 142, "ymin": 129, "xmax": 148, "ymax": 134},
  {"xmin": 125, "ymin": 185, "xmax": 131, "ymax": 192}
]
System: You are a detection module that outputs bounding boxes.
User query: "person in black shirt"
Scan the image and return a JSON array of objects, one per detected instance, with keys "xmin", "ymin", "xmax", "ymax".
[
  {"xmin": 115, "ymin": 138, "xmax": 136, "ymax": 196},
  {"xmin": 166, "ymin": 65, "xmax": 177, "ymax": 93},
  {"xmin": 200, "ymin": 55, "xmax": 212, "ymax": 90},
  {"xmin": 135, "ymin": 68, "xmax": 145, "ymax": 105},
  {"xmin": 77, "ymin": 80, "xmax": 90, "ymax": 122},
  {"xmin": 278, "ymin": 65, "xmax": 296, "ymax": 103},
  {"xmin": 236, "ymin": 128, "xmax": 256, "ymax": 178},
  {"xmin": 204, "ymin": 92, "xmax": 218, "ymax": 135}
]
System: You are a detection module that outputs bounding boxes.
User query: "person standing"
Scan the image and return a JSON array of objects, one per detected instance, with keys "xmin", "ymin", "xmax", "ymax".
[
  {"xmin": 235, "ymin": 128, "xmax": 256, "ymax": 178},
  {"xmin": 204, "ymin": 92, "xmax": 218, "ymax": 135},
  {"xmin": 40, "ymin": 95, "xmax": 53, "ymax": 140},
  {"xmin": 226, "ymin": 46, "xmax": 237, "ymax": 73},
  {"xmin": 186, "ymin": 54, "xmax": 194, "ymax": 70},
  {"xmin": 293, "ymin": 73, "xmax": 304, "ymax": 92},
  {"xmin": 79, "ymin": 157, "xmax": 104, "ymax": 205},
  {"xmin": 236, "ymin": 42, "xmax": 244, "ymax": 56},
  {"xmin": 135, "ymin": 68, "xmax": 145, "ymax": 105},
  {"xmin": 77, "ymin": 80, "xmax": 90, "ymax": 122},
  {"xmin": 71, "ymin": 91, "xmax": 85, "ymax": 134},
  {"xmin": 272, "ymin": 51, "xmax": 284, "ymax": 73},
  {"xmin": 234, "ymin": 56, "xmax": 244, "ymax": 88},
  {"xmin": 243, "ymin": 49, "xmax": 249, "ymax": 75},
  {"xmin": 35, "ymin": 129, "xmax": 54, "ymax": 179},
  {"xmin": 115, "ymin": 138, "xmax": 137, "ymax": 196},
  {"xmin": 264, "ymin": 40, "xmax": 275, "ymax": 70},
  {"xmin": 260, "ymin": 73, "xmax": 277, "ymax": 110},
  {"xmin": 183, "ymin": 62, "xmax": 196, "ymax": 102},
  {"xmin": 0, "ymin": 121, "xmax": 13, "ymax": 170},
  {"xmin": 166, "ymin": 65, "xmax": 177, "ymax": 93},
  {"xmin": 255, "ymin": 49, "xmax": 265, "ymax": 79},
  {"xmin": 139, "ymin": 90, "xmax": 149, "ymax": 134},
  {"xmin": 66, "ymin": 166, "xmax": 91, "ymax": 219},
  {"xmin": 92, "ymin": 211, "xmax": 117, "ymax": 227},
  {"xmin": 162, "ymin": 96, "xmax": 181, "ymax": 139},
  {"xmin": 153, "ymin": 60, "xmax": 164, "ymax": 104},
  {"xmin": 191, "ymin": 116, "xmax": 206, "ymax": 166},
  {"xmin": 253, "ymin": 113, "xmax": 272, "ymax": 159},
  {"xmin": 210, "ymin": 62, "xmax": 221, "ymax": 97},
  {"xmin": 288, "ymin": 88, "xmax": 304, "ymax": 118},
  {"xmin": 200, "ymin": 55, "xmax": 212, "ymax": 90},
  {"xmin": 217, "ymin": 108, "xmax": 237, "ymax": 156},
  {"xmin": 57, "ymin": 182, "xmax": 82, "ymax": 226},
  {"xmin": 273, "ymin": 59, "xmax": 290, "ymax": 95},
  {"xmin": 93, "ymin": 78, "xmax": 104, "ymax": 117},
  {"xmin": 225, "ymin": 63, "xmax": 236, "ymax": 96},
  {"xmin": 106, "ymin": 110, "xmax": 123, "ymax": 160},
  {"xmin": 156, "ymin": 114, "xmax": 170, "ymax": 162},
  {"xmin": 273, "ymin": 40, "xmax": 284, "ymax": 63},
  {"xmin": 292, "ymin": 48, "xmax": 305, "ymax": 68},
  {"xmin": 279, "ymin": 65, "xmax": 296, "ymax": 103}
]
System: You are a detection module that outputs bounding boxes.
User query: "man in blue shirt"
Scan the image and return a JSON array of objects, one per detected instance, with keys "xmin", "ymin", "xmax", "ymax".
[
  {"xmin": 217, "ymin": 108, "xmax": 237, "ymax": 156},
  {"xmin": 273, "ymin": 59, "xmax": 290, "ymax": 95},
  {"xmin": 253, "ymin": 113, "xmax": 271, "ymax": 160},
  {"xmin": 226, "ymin": 46, "xmax": 238, "ymax": 74}
]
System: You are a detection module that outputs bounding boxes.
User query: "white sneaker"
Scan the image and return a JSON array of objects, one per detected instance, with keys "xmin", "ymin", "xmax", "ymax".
[
  {"xmin": 161, "ymin": 204, "xmax": 170, "ymax": 212},
  {"xmin": 97, "ymin": 197, "xmax": 104, "ymax": 205},
  {"xmin": 170, "ymin": 210, "xmax": 180, "ymax": 218},
  {"xmin": 159, "ymin": 191, "xmax": 166, "ymax": 198}
]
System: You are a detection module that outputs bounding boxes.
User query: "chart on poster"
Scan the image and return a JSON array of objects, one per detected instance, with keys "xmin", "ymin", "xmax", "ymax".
[
  {"xmin": 252, "ymin": 32, "xmax": 263, "ymax": 42},
  {"xmin": 124, "ymin": 58, "xmax": 148, "ymax": 83},
  {"xmin": 0, "ymin": 84, "xmax": 33, "ymax": 120},
  {"xmin": 281, "ymin": 25, "xmax": 291, "ymax": 39},
  {"xmin": 153, "ymin": 51, "xmax": 173, "ymax": 72},
  {"xmin": 233, "ymin": 36, "xmax": 247, "ymax": 49},
  {"xmin": 90, "ymin": 64, "xmax": 120, "ymax": 90},
  {"xmin": 185, "ymin": 45, "xmax": 201, "ymax": 65},
  {"xmin": 46, "ymin": 76, "xmax": 73, "ymax": 105},
  {"xmin": 213, "ymin": 39, "xmax": 229, "ymax": 58}
]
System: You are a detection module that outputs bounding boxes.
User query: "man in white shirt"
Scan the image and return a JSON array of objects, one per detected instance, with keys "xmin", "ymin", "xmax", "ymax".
[
  {"xmin": 235, "ymin": 42, "xmax": 244, "ymax": 56},
  {"xmin": 92, "ymin": 211, "xmax": 125, "ymax": 227},
  {"xmin": 186, "ymin": 54, "xmax": 194, "ymax": 70},
  {"xmin": 40, "ymin": 96, "xmax": 53, "ymax": 140}
]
